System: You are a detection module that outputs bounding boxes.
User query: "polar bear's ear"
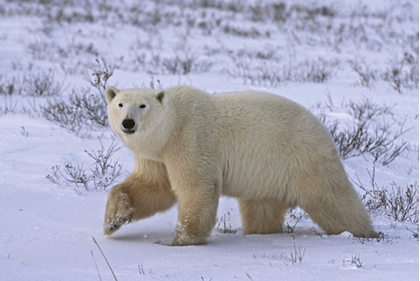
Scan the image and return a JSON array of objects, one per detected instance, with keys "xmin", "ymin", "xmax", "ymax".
[
  {"xmin": 156, "ymin": 90, "xmax": 165, "ymax": 104},
  {"xmin": 105, "ymin": 86, "xmax": 119, "ymax": 104}
]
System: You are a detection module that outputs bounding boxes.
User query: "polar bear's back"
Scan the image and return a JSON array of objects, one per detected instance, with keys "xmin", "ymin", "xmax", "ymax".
[
  {"xmin": 214, "ymin": 91, "xmax": 311, "ymax": 134},
  {"xmin": 213, "ymin": 91, "xmax": 333, "ymax": 152}
]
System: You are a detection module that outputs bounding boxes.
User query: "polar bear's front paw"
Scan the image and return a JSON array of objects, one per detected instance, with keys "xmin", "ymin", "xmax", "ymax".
[
  {"xmin": 103, "ymin": 190, "xmax": 134, "ymax": 235},
  {"xmin": 171, "ymin": 222, "xmax": 207, "ymax": 246},
  {"xmin": 171, "ymin": 234, "xmax": 206, "ymax": 246},
  {"xmin": 103, "ymin": 213, "xmax": 132, "ymax": 235}
]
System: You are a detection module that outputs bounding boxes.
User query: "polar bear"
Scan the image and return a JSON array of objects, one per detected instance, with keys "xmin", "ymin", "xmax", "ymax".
[{"xmin": 103, "ymin": 86, "xmax": 377, "ymax": 246}]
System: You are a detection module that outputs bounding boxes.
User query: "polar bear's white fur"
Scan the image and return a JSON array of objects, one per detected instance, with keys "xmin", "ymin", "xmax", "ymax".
[{"xmin": 103, "ymin": 86, "xmax": 376, "ymax": 246}]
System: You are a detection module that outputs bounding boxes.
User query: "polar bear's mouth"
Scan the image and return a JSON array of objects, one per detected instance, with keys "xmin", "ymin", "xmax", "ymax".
[{"xmin": 122, "ymin": 129, "xmax": 136, "ymax": 135}]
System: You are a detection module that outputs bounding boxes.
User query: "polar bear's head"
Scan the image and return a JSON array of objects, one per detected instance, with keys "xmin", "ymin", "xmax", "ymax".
[{"xmin": 105, "ymin": 86, "xmax": 171, "ymax": 158}]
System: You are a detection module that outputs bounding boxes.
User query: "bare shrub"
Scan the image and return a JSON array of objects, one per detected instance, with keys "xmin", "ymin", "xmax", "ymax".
[
  {"xmin": 135, "ymin": 50, "xmax": 212, "ymax": 75},
  {"xmin": 147, "ymin": 76, "xmax": 163, "ymax": 90},
  {"xmin": 190, "ymin": 0, "xmax": 335, "ymax": 25},
  {"xmin": 248, "ymin": 3, "xmax": 270, "ymax": 22},
  {"xmin": 286, "ymin": 209, "xmax": 308, "ymax": 233},
  {"xmin": 327, "ymin": 119, "xmax": 408, "ymax": 164},
  {"xmin": 41, "ymin": 88, "xmax": 108, "ymax": 137},
  {"xmin": 28, "ymin": 38, "xmax": 99, "ymax": 70},
  {"xmin": 0, "ymin": 71, "xmax": 63, "ymax": 97},
  {"xmin": 46, "ymin": 138, "xmax": 123, "ymax": 192},
  {"xmin": 43, "ymin": 59, "xmax": 113, "ymax": 136},
  {"xmin": 352, "ymin": 163, "xmax": 419, "ymax": 224},
  {"xmin": 406, "ymin": 226, "xmax": 419, "ymax": 240},
  {"xmin": 254, "ymin": 243, "xmax": 306, "ymax": 266},
  {"xmin": 83, "ymin": 58, "xmax": 114, "ymax": 96},
  {"xmin": 255, "ymin": 64, "xmax": 290, "ymax": 87},
  {"xmin": 352, "ymin": 232, "xmax": 387, "ymax": 244},
  {"xmin": 381, "ymin": 60, "xmax": 405, "ymax": 94},
  {"xmin": 216, "ymin": 212, "xmax": 236, "ymax": 234},
  {"xmin": 316, "ymin": 98, "xmax": 408, "ymax": 164},
  {"xmin": 41, "ymin": 96, "xmax": 84, "ymax": 136},
  {"xmin": 381, "ymin": 51, "xmax": 419, "ymax": 94},
  {"xmin": 226, "ymin": 58, "xmax": 288, "ymax": 88},
  {"xmin": 228, "ymin": 56, "xmax": 339, "ymax": 87},
  {"xmin": 225, "ymin": 56, "xmax": 251, "ymax": 83},
  {"xmin": 162, "ymin": 53, "xmax": 212, "ymax": 75},
  {"xmin": 384, "ymin": 182, "xmax": 419, "ymax": 223},
  {"xmin": 27, "ymin": 40, "xmax": 52, "ymax": 61},
  {"xmin": 162, "ymin": 54, "xmax": 195, "ymax": 75},
  {"xmin": 346, "ymin": 98, "xmax": 393, "ymax": 121},
  {"xmin": 293, "ymin": 58, "xmax": 338, "ymax": 83},
  {"xmin": 70, "ymin": 90, "xmax": 108, "ymax": 127},
  {"xmin": 348, "ymin": 58, "xmax": 377, "ymax": 87},
  {"xmin": 343, "ymin": 254, "xmax": 363, "ymax": 268},
  {"xmin": 24, "ymin": 70, "xmax": 64, "ymax": 97},
  {"xmin": 289, "ymin": 242, "xmax": 306, "ymax": 266},
  {"xmin": 0, "ymin": 95, "xmax": 19, "ymax": 115},
  {"xmin": 192, "ymin": 0, "xmax": 245, "ymax": 12},
  {"xmin": 129, "ymin": 48, "xmax": 212, "ymax": 75},
  {"xmin": 0, "ymin": 75, "xmax": 24, "ymax": 96},
  {"xmin": 45, "ymin": 3, "xmax": 95, "ymax": 24},
  {"xmin": 51, "ymin": 163, "xmax": 91, "ymax": 190},
  {"xmin": 85, "ymin": 139, "xmax": 123, "ymax": 190},
  {"xmin": 222, "ymin": 24, "xmax": 267, "ymax": 38}
]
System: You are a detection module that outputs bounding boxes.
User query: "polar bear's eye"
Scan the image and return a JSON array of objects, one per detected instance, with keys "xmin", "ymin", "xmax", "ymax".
[
  {"xmin": 118, "ymin": 103, "xmax": 123, "ymax": 108},
  {"xmin": 139, "ymin": 104, "xmax": 146, "ymax": 109}
]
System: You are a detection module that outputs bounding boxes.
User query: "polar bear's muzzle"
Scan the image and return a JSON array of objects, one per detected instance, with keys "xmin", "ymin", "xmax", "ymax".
[{"xmin": 121, "ymin": 118, "xmax": 137, "ymax": 134}]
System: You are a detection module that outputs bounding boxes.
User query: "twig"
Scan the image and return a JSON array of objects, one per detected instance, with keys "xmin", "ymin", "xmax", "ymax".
[
  {"xmin": 214, "ymin": 232, "xmax": 230, "ymax": 253},
  {"xmin": 91, "ymin": 250, "xmax": 102, "ymax": 281},
  {"xmin": 92, "ymin": 237, "xmax": 118, "ymax": 281},
  {"xmin": 246, "ymin": 273, "xmax": 254, "ymax": 280}
]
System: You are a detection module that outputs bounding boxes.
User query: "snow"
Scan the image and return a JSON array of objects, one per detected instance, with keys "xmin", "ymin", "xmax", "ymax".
[{"xmin": 0, "ymin": 0, "xmax": 418, "ymax": 280}]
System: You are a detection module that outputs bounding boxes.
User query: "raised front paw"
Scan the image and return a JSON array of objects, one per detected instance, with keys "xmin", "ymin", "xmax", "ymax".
[{"xmin": 103, "ymin": 185, "xmax": 134, "ymax": 235}]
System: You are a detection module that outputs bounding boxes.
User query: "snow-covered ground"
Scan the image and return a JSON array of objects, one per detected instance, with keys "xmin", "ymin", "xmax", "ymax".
[{"xmin": 0, "ymin": 0, "xmax": 418, "ymax": 280}]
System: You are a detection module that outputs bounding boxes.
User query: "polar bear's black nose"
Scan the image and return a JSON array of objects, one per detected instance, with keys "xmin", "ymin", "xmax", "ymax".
[{"xmin": 122, "ymin": 119, "xmax": 135, "ymax": 130}]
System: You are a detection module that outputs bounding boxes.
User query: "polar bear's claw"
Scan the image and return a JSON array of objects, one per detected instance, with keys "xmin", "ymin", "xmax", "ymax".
[{"xmin": 103, "ymin": 217, "xmax": 128, "ymax": 235}]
